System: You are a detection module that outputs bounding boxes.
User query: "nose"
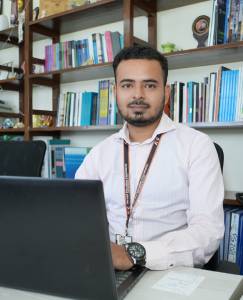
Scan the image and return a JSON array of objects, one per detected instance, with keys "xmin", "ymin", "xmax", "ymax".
[{"xmin": 132, "ymin": 84, "xmax": 145, "ymax": 100}]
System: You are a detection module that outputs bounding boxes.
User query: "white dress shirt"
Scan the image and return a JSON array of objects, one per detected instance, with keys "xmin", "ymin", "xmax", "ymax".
[{"xmin": 75, "ymin": 113, "xmax": 224, "ymax": 270}]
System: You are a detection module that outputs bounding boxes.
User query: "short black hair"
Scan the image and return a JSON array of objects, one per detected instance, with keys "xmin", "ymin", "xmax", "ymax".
[{"xmin": 113, "ymin": 45, "xmax": 168, "ymax": 86}]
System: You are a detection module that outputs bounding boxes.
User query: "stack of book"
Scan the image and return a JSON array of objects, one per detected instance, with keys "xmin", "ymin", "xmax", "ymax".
[
  {"xmin": 64, "ymin": 146, "xmax": 91, "ymax": 178},
  {"xmin": 169, "ymin": 66, "xmax": 243, "ymax": 123},
  {"xmin": 208, "ymin": 0, "xmax": 243, "ymax": 46},
  {"xmin": 56, "ymin": 79, "xmax": 123, "ymax": 127},
  {"xmin": 44, "ymin": 31, "xmax": 124, "ymax": 72},
  {"xmin": 45, "ymin": 139, "xmax": 91, "ymax": 179},
  {"xmin": 220, "ymin": 207, "xmax": 243, "ymax": 275}
]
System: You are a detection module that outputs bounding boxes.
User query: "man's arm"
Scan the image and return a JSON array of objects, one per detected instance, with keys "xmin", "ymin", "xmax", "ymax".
[{"xmin": 139, "ymin": 135, "xmax": 224, "ymax": 270}]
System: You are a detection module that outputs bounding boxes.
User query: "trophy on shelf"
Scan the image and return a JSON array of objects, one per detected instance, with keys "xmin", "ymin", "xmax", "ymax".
[{"xmin": 192, "ymin": 15, "xmax": 210, "ymax": 48}]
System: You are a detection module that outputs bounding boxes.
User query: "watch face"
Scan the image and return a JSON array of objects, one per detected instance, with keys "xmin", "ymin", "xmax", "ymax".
[{"xmin": 127, "ymin": 242, "xmax": 145, "ymax": 259}]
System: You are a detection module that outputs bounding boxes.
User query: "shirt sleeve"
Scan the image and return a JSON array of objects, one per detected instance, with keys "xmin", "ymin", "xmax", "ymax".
[{"xmin": 140, "ymin": 135, "xmax": 225, "ymax": 270}]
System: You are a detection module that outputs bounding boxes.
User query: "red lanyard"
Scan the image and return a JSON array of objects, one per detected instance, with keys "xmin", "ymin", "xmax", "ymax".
[{"xmin": 123, "ymin": 133, "xmax": 163, "ymax": 236}]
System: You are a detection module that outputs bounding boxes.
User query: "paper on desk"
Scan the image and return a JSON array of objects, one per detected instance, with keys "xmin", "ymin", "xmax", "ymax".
[{"xmin": 152, "ymin": 271, "xmax": 205, "ymax": 296}]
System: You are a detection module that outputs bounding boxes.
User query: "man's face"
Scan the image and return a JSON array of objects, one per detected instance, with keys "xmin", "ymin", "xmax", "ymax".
[{"xmin": 115, "ymin": 59, "xmax": 165, "ymax": 127}]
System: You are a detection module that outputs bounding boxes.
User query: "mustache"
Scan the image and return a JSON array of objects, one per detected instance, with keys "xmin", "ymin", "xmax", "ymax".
[{"xmin": 128, "ymin": 99, "xmax": 150, "ymax": 107}]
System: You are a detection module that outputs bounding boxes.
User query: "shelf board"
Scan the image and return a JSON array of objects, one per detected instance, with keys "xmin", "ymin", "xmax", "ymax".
[
  {"xmin": 165, "ymin": 41, "xmax": 243, "ymax": 69},
  {"xmin": 0, "ymin": 128, "xmax": 24, "ymax": 134},
  {"xmin": 29, "ymin": 63, "xmax": 114, "ymax": 84},
  {"xmin": 28, "ymin": 121, "xmax": 243, "ymax": 132},
  {"xmin": 224, "ymin": 199, "xmax": 243, "ymax": 206},
  {"xmin": 30, "ymin": 125, "xmax": 122, "ymax": 133},
  {"xmin": 157, "ymin": 0, "xmax": 208, "ymax": 11},
  {"xmin": 0, "ymin": 112, "xmax": 22, "ymax": 118},
  {"xmin": 187, "ymin": 121, "xmax": 243, "ymax": 129},
  {"xmin": 0, "ymin": 26, "xmax": 19, "ymax": 49},
  {"xmin": 30, "ymin": 0, "xmax": 146, "ymax": 40},
  {"xmin": 0, "ymin": 78, "xmax": 22, "ymax": 91}
]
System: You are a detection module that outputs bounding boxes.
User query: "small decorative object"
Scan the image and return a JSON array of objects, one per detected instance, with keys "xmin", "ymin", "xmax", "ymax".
[
  {"xmin": 13, "ymin": 121, "xmax": 24, "ymax": 128},
  {"xmin": 17, "ymin": 0, "xmax": 24, "ymax": 12},
  {"xmin": 33, "ymin": 7, "xmax": 39, "ymax": 20},
  {"xmin": 32, "ymin": 114, "xmax": 53, "ymax": 128},
  {"xmin": 192, "ymin": 15, "xmax": 210, "ymax": 48},
  {"xmin": 2, "ymin": 118, "xmax": 14, "ymax": 129},
  {"xmin": 161, "ymin": 42, "xmax": 176, "ymax": 53}
]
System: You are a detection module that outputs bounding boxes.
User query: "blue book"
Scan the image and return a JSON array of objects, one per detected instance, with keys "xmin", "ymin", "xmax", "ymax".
[
  {"xmin": 230, "ymin": 70, "xmax": 239, "ymax": 121},
  {"xmin": 81, "ymin": 92, "xmax": 94, "ymax": 126},
  {"xmin": 64, "ymin": 147, "xmax": 90, "ymax": 179},
  {"xmin": 228, "ymin": 209, "xmax": 243, "ymax": 263},
  {"xmin": 224, "ymin": 208, "xmax": 239, "ymax": 260},
  {"xmin": 220, "ymin": 207, "xmax": 232, "ymax": 261},
  {"xmin": 218, "ymin": 69, "xmax": 229, "ymax": 121},
  {"xmin": 237, "ymin": 214, "xmax": 243, "ymax": 274},
  {"xmin": 223, "ymin": 70, "xmax": 231, "ymax": 122}
]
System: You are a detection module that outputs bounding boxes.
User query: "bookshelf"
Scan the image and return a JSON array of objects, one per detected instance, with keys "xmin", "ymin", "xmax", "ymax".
[
  {"xmin": 23, "ymin": 0, "xmax": 157, "ymax": 140},
  {"xmin": 0, "ymin": 0, "xmax": 240, "ymax": 190},
  {"xmin": 0, "ymin": 23, "xmax": 24, "ymax": 137}
]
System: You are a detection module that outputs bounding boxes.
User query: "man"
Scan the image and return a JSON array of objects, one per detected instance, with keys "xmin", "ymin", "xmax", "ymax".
[{"xmin": 75, "ymin": 45, "xmax": 224, "ymax": 271}]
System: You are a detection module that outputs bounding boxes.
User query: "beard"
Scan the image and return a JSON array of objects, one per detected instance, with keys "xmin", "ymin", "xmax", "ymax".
[{"xmin": 118, "ymin": 98, "xmax": 165, "ymax": 127}]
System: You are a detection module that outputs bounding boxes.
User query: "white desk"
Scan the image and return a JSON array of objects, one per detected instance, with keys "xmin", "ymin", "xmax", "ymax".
[{"xmin": 0, "ymin": 267, "xmax": 242, "ymax": 300}]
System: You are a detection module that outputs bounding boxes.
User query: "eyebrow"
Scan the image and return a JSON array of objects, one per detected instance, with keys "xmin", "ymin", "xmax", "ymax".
[{"xmin": 119, "ymin": 79, "xmax": 159, "ymax": 84}]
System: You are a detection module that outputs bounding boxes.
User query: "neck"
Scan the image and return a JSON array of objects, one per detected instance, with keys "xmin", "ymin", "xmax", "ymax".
[{"xmin": 127, "ymin": 118, "xmax": 161, "ymax": 143}]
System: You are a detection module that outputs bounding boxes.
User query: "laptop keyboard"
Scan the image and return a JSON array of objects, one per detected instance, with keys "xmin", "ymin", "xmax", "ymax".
[{"xmin": 115, "ymin": 270, "xmax": 133, "ymax": 287}]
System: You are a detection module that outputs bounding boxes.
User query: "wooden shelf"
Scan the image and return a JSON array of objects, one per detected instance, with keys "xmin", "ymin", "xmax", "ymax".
[
  {"xmin": 30, "ymin": 0, "xmax": 146, "ymax": 40},
  {"xmin": 0, "ymin": 78, "xmax": 22, "ymax": 91},
  {"xmin": 224, "ymin": 199, "xmax": 243, "ymax": 206},
  {"xmin": 29, "ymin": 42, "xmax": 243, "ymax": 85},
  {"xmin": 29, "ymin": 63, "xmax": 113, "ymax": 84},
  {"xmin": 0, "ymin": 128, "xmax": 24, "ymax": 134},
  {"xmin": 157, "ymin": 0, "xmax": 208, "ymax": 11},
  {"xmin": 165, "ymin": 41, "xmax": 243, "ymax": 69},
  {"xmin": 0, "ymin": 112, "xmax": 23, "ymax": 118},
  {"xmin": 30, "ymin": 125, "xmax": 122, "ymax": 133},
  {"xmin": 188, "ymin": 121, "xmax": 243, "ymax": 129},
  {"xmin": 0, "ymin": 26, "xmax": 19, "ymax": 49}
]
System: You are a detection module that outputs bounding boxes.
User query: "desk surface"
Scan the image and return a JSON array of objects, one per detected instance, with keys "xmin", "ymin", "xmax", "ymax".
[{"xmin": 0, "ymin": 267, "xmax": 242, "ymax": 300}]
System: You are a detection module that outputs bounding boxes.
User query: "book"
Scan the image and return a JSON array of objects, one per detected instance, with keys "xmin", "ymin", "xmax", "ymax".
[
  {"xmin": 47, "ymin": 139, "xmax": 71, "ymax": 179},
  {"xmin": 214, "ymin": 66, "xmax": 230, "ymax": 121},
  {"xmin": 98, "ymin": 80, "xmax": 109, "ymax": 125},
  {"xmin": 228, "ymin": 209, "xmax": 243, "ymax": 263},
  {"xmin": 64, "ymin": 146, "xmax": 91, "ymax": 178}
]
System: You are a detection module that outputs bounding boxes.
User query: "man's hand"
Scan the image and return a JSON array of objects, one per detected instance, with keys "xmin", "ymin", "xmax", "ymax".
[{"xmin": 111, "ymin": 242, "xmax": 134, "ymax": 271}]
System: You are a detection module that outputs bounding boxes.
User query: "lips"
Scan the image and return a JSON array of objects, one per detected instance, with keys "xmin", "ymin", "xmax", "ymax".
[{"xmin": 128, "ymin": 101, "xmax": 149, "ymax": 109}]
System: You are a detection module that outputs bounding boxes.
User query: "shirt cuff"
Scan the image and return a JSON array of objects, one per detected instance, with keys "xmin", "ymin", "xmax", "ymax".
[{"xmin": 140, "ymin": 240, "xmax": 194, "ymax": 270}]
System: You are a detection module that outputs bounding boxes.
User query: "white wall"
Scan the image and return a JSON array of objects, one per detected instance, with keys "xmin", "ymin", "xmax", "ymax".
[{"xmin": 1, "ymin": 1, "xmax": 242, "ymax": 195}]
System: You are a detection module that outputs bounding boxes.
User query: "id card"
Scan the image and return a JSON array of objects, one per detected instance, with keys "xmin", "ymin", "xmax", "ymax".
[{"xmin": 115, "ymin": 234, "xmax": 132, "ymax": 245}]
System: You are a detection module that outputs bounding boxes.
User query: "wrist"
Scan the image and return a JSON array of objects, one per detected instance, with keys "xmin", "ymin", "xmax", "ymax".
[{"xmin": 124, "ymin": 242, "xmax": 146, "ymax": 267}]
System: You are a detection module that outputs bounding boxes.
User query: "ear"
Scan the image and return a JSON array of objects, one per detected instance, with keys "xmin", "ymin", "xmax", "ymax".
[{"xmin": 164, "ymin": 84, "xmax": 170, "ymax": 116}]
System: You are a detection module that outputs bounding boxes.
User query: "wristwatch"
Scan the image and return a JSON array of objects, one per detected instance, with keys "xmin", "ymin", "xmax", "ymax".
[{"xmin": 125, "ymin": 242, "xmax": 146, "ymax": 267}]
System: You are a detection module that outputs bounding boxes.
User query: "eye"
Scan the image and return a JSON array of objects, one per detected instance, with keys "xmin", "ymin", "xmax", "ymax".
[
  {"xmin": 144, "ymin": 83, "xmax": 156, "ymax": 89},
  {"xmin": 121, "ymin": 83, "xmax": 133, "ymax": 88}
]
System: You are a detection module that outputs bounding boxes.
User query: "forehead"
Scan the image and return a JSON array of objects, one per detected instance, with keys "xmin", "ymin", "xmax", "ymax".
[{"xmin": 116, "ymin": 59, "xmax": 163, "ymax": 81}]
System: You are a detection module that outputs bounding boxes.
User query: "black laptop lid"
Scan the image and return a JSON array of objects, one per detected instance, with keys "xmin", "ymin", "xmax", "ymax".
[{"xmin": 0, "ymin": 176, "xmax": 118, "ymax": 300}]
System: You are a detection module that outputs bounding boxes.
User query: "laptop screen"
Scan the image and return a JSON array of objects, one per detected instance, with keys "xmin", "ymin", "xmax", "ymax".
[{"xmin": 0, "ymin": 176, "xmax": 118, "ymax": 300}]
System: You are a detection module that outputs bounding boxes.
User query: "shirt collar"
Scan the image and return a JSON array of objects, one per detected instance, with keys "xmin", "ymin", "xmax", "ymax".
[{"xmin": 117, "ymin": 113, "xmax": 176, "ymax": 145}]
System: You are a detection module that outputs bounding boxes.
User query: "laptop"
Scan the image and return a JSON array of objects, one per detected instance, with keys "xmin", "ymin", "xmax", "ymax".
[{"xmin": 0, "ymin": 176, "xmax": 146, "ymax": 300}]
